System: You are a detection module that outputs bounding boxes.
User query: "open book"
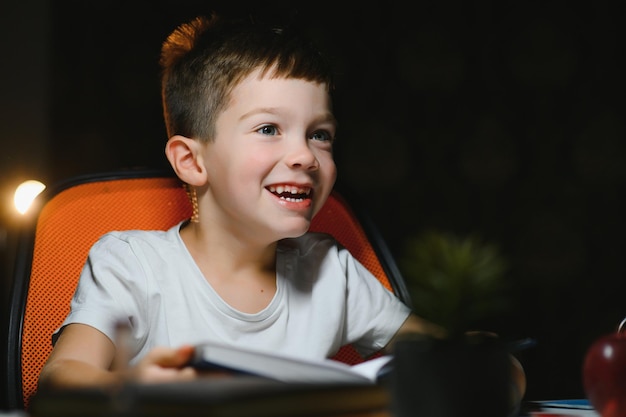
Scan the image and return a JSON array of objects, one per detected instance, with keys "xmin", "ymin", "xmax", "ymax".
[
  {"xmin": 190, "ymin": 340, "xmax": 393, "ymax": 384},
  {"xmin": 522, "ymin": 400, "xmax": 599, "ymax": 417}
]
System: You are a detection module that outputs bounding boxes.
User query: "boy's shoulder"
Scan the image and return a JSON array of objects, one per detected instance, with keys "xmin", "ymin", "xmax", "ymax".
[
  {"xmin": 105, "ymin": 224, "xmax": 178, "ymax": 240},
  {"xmin": 93, "ymin": 222, "xmax": 182, "ymax": 251}
]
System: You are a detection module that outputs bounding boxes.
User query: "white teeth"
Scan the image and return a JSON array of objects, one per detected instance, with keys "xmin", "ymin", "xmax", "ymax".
[
  {"xmin": 267, "ymin": 185, "xmax": 312, "ymax": 203},
  {"xmin": 268, "ymin": 185, "xmax": 311, "ymax": 196}
]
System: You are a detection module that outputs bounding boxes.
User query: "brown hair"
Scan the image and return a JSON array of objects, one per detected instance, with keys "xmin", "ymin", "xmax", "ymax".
[{"xmin": 160, "ymin": 13, "xmax": 334, "ymax": 141}]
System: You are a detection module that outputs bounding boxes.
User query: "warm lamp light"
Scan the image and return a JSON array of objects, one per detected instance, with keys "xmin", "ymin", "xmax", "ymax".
[{"xmin": 14, "ymin": 180, "xmax": 46, "ymax": 214}]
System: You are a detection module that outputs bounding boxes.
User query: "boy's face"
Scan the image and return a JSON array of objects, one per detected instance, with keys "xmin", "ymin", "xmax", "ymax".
[{"xmin": 201, "ymin": 70, "xmax": 337, "ymax": 242}]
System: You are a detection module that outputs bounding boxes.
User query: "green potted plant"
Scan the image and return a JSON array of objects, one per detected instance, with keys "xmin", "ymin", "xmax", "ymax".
[{"xmin": 400, "ymin": 230, "xmax": 511, "ymax": 335}]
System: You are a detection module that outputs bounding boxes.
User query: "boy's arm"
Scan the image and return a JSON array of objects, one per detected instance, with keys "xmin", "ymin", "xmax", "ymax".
[
  {"xmin": 38, "ymin": 323, "xmax": 119, "ymax": 388},
  {"xmin": 38, "ymin": 323, "xmax": 198, "ymax": 389},
  {"xmin": 384, "ymin": 313, "xmax": 448, "ymax": 353}
]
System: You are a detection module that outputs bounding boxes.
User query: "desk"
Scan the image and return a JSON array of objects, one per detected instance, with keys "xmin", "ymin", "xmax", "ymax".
[
  {"xmin": 28, "ymin": 377, "xmax": 391, "ymax": 417},
  {"xmin": 25, "ymin": 377, "xmax": 598, "ymax": 417}
]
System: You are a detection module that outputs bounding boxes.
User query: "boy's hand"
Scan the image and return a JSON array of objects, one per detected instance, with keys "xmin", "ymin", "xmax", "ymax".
[{"xmin": 129, "ymin": 345, "xmax": 199, "ymax": 383}]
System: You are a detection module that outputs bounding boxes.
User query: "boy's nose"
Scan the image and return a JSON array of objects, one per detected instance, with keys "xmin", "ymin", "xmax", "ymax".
[{"xmin": 286, "ymin": 141, "xmax": 320, "ymax": 171}]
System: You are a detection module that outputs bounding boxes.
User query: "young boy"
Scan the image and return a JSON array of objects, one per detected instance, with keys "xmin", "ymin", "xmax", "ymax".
[{"xmin": 37, "ymin": 13, "xmax": 446, "ymax": 388}]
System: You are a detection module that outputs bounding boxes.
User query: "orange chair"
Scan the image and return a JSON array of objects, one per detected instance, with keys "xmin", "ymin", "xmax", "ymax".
[{"xmin": 1, "ymin": 169, "xmax": 411, "ymax": 410}]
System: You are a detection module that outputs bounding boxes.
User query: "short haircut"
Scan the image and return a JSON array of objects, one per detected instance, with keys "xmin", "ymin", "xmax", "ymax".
[{"xmin": 160, "ymin": 13, "xmax": 335, "ymax": 142}]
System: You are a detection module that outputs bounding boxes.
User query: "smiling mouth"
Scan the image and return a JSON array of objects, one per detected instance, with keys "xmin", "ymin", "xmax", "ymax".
[{"xmin": 267, "ymin": 185, "xmax": 312, "ymax": 202}]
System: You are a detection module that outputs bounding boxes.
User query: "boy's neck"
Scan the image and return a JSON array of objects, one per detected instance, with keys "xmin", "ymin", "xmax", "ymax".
[
  {"xmin": 180, "ymin": 222, "xmax": 279, "ymax": 313},
  {"xmin": 180, "ymin": 221, "xmax": 278, "ymax": 271}
]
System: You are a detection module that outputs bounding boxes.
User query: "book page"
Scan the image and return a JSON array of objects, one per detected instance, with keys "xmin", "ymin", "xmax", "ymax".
[
  {"xmin": 192, "ymin": 341, "xmax": 390, "ymax": 384},
  {"xmin": 350, "ymin": 355, "xmax": 393, "ymax": 380}
]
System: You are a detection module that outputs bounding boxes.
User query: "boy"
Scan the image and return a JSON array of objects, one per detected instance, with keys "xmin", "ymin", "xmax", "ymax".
[{"xmin": 38, "ymin": 13, "xmax": 446, "ymax": 388}]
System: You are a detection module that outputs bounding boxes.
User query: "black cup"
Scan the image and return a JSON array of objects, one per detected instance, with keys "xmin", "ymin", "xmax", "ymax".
[{"xmin": 390, "ymin": 334, "xmax": 513, "ymax": 417}]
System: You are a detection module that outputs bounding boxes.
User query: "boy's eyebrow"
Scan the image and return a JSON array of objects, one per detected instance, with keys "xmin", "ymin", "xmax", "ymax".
[
  {"xmin": 240, "ymin": 107, "xmax": 337, "ymax": 126},
  {"xmin": 239, "ymin": 107, "xmax": 282, "ymax": 120}
]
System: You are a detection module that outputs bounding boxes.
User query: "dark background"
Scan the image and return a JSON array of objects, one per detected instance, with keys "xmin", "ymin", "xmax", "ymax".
[{"xmin": 1, "ymin": 0, "xmax": 625, "ymax": 401}]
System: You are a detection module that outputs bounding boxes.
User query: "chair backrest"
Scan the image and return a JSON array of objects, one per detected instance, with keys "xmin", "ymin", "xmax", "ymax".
[{"xmin": 2, "ymin": 169, "xmax": 410, "ymax": 410}]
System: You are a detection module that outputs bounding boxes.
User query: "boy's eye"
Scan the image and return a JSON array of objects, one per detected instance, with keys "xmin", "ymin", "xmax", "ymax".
[
  {"xmin": 257, "ymin": 125, "xmax": 278, "ymax": 136},
  {"xmin": 310, "ymin": 130, "xmax": 334, "ymax": 143}
]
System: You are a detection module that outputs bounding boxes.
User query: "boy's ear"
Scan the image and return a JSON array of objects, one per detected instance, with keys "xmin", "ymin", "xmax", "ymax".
[{"xmin": 165, "ymin": 135, "xmax": 207, "ymax": 186}]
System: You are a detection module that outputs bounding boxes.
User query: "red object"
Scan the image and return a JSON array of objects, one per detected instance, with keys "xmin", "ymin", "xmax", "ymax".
[{"xmin": 582, "ymin": 319, "xmax": 626, "ymax": 417}]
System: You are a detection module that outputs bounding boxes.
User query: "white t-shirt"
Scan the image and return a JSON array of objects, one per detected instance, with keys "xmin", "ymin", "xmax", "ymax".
[{"xmin": 55, "ymin": 222, "xmax": 412, "ymax": 365}]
